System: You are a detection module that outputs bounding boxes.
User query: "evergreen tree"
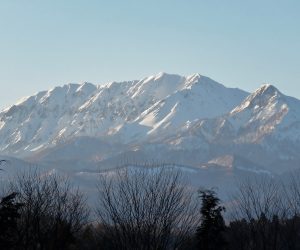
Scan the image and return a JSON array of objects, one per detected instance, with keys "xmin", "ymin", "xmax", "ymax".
[
  {"xmin": 0, "ymin": 192, "xmax": 23, "ymax": 249},
  {"xmin": 196, "ymin": 189, "xmax": 226, "ymax": 250}
]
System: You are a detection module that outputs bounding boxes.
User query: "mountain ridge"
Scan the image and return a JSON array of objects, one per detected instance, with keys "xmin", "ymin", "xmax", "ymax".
[{"xmin": 0, "ymin": 72, "xmax": 299, "ymax": 174}]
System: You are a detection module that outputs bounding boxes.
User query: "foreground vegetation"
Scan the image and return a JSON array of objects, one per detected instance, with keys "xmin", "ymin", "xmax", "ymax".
[{"xmin": 1, "ymin": 164, "xmax": 300, "ymax": 250}]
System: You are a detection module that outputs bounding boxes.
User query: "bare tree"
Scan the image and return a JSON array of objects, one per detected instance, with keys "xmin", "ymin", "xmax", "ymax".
[
  {"xmin": 228, "ymin": 176, "xmax": 289, "ymax": 250},
  {"xmin": 284, "ymin": 171, "xmax": 300, "ymax": 215},
  {"xmin": 231, "ymin": 176, "xmax": 286, "ymax": 221},
  {"xmin": 279, "ymin": 171, "xmax": 300, "ymax": 250},
  {"xmin": 96, "ymin": 166, "xmax": 199, "ymax": 250},
  {"xmin": 9, "ymin": 169, "xmax": 89, "ymax": 250}
]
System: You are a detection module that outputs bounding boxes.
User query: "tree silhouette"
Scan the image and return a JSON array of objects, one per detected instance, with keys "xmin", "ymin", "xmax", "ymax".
[
  {"xmin": 0, "ymin": 192, "xmax": 23, "ymax": 249},
  {"xmin": 0, "ymin": 159, "xmax": 23, "ymax": 249},
  {"xmin": 10, "ymin": 169, "xmax": 89, "ymax": 250},
  {"xmin": 96, "ymin": 167, "xmax": 199, "ymax": 250},
  {"xmin": 196, "ymin": 189, "xmax": 226, "ymax": 250}
]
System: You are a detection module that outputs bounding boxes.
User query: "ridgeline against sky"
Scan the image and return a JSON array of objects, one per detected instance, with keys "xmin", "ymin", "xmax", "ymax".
[{"xmin": 0, "ymin": 0, "xmax": 299, "ymax": 109}]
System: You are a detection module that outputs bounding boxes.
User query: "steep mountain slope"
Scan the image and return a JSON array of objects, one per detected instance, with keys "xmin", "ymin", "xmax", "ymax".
[
  {"xmin": 135, "ymin": 74, "xmax": 246, "ymax": 136},
  {"xmin": 0, "ymin": 73, "xmax": 300, "ymax": 174},
  {"xmin": 0, "ymin": 73, "xmax": 247, "ymax": 157},
  {"xmin": 172, "ymin": 84, "xmax": 300, "ymax": 172}
]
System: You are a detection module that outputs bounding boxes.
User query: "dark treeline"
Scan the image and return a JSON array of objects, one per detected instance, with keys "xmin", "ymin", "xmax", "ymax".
[{"xmin": 1, "ymin": 165, "xmax": 300, "ymax": 250}]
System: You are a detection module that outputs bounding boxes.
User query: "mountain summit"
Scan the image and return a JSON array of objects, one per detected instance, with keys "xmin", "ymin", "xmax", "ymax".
[{"xmin": 0, "ymin": 73, "xmax": 299, "ymax": 174}]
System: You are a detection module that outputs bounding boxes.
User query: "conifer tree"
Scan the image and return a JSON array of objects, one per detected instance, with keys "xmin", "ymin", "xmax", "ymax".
[{"xmin": 196, "ymin": 189, "xmax": 226, "ymax": 250}]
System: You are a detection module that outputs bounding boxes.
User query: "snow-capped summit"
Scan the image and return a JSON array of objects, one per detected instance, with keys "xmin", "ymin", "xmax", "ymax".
[
  {"xmin": 255, "ymin": 83, "xmax": 279, "ymax": 95},
  {"xmin": 228, "ymin": 83, "xmax": 299, "ymax": 134},
  {"xmin": 0, "ymin": 73, "xmax": 300, "ymax": 174},
  {"xmin": 134, "ymin": 75, "xmax": 247, "ymax": 136},
  {"xmin": 231, "ymin": 84, "xmax": 281, "ymax": 114},
  {"xmin": 76, "ymin": 82, "xmax": 98, "ymax": 94}
]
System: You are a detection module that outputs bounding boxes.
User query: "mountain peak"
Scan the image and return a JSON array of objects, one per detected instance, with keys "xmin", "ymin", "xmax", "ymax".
[
  {"xmin": 231, "ymin": 84, "xmax": 282, "ymax": 114},
  {"xmin": 1, "ymin": 72, "xmax": 300, "ymax": 179},
  {"xmin": 76, "ymin": 82, "xmax": 97, "ymax": 93},
  {"xmin": 255, "ymin": 84, "xmax": 280, "ymax": 97},
  {"xmin": 153, "ymin": 72, "xmax": 182, "ymax": 81},
  {"xmin": 246, "ymin": 83, "xmax": 282, "ymax": 103},
  {"xmin": 185, "ymin": 73, "xmax": 201, "ymax": 82},
  {"xmin": 156, "ymin": 71, "xmax": 167, "ymax": 77}
]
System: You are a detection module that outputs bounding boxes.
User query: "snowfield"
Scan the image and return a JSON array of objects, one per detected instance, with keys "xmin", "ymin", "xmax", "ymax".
[{"xmin": 1, "ymin": 72, "xmax": 300, "ymax": 197}]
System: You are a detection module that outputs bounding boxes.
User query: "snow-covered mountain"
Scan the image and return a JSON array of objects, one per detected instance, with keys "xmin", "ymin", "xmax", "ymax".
[{"xmin": 0, "ymin": 72, "xmax": 299, "ymax": 174}]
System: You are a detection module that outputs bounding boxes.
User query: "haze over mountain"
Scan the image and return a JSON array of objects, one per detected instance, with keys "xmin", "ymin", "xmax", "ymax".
[{"xmin": 0, "ymin": 72, "xmax": 300, "ymax": 181}]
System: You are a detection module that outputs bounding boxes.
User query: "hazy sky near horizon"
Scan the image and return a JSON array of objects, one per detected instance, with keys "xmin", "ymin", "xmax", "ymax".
[{"xmin": 0, "ymin": 0, "xmax": 300, "ymax": 109}]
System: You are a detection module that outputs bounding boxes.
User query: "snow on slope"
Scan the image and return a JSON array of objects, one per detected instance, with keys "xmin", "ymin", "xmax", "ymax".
[
  {"xmin": 1, "ymin": 73, "xmax": 300, "ymax": 174},
  {"xmin": 137, "ymin": 75, "xmax": 247, "ymax": 135},
  {"xmin": 229, "ymin": 84, "xmax": 290, "ymax": 142},
  {"xmin": 0, "ymin": 73, "xmax": 248, "ymax": 156},
  {"xmin": 181, "ymin": 84, "xmax": 300, "ymax": 145},
  {"xmin": 0, "ymin": 83, "xmax": 98, "ymax": 154},
  {"xmin": 163, "ymin": 83, "xmax": 300, "ymax": 173},
  {"xmin": 216, "ymin": 84, "xmax": 300, "ymax": 144}
]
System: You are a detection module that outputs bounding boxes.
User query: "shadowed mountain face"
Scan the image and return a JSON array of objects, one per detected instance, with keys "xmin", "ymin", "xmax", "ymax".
[{"xmin": 0, "ymin": 73, "xmax": 300, "ymax": 174}]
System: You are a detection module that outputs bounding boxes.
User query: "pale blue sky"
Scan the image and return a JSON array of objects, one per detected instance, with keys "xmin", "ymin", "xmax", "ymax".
[{"xmin": 0, "ymin": 0, "xmax": 300, "ymax": 109}]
